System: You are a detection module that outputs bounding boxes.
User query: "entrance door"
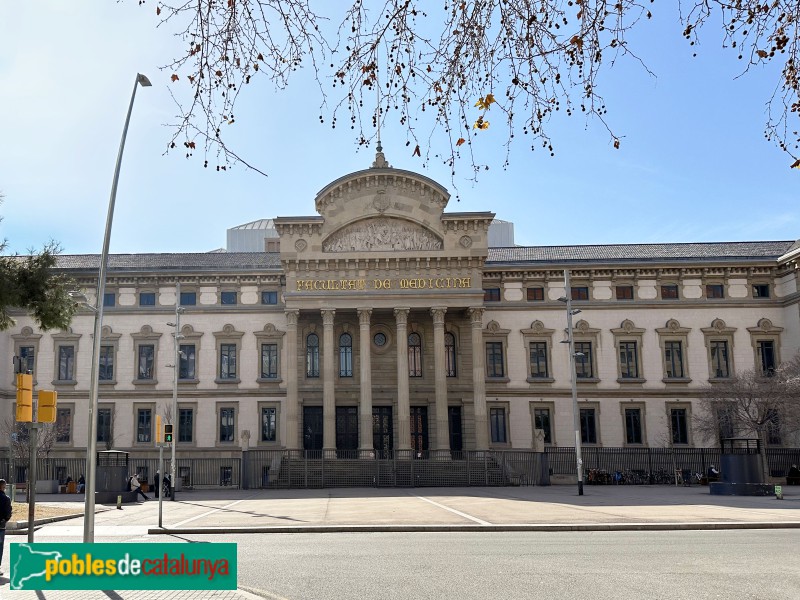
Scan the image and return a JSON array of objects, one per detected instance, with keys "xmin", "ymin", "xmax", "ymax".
[
  {"xmin": 303, "ymin": 406, "xmax": 323, "ymax": 457},
  {"xmin": 410, "ymin": 406, "xmax": 429, "ymax": 458},
  {"xmin": 448, "ymin": 406, "xmax": 463, "ymax": 459},
  {"xmin": 373, "ymin": 406, "xmax": 393, "ymax": 459},
  {"xmin": 336, "ymin": 406, "xmax": 359, "ymax": 456}
]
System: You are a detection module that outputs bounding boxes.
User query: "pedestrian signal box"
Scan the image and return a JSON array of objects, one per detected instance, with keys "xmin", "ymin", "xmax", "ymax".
[{"xmin": 164, "ymin": 424, "xmax": 174, "ymax": 443}]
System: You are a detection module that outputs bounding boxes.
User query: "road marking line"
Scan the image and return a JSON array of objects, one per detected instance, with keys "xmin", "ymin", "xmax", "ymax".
[
  {"xmin": 412, "ymin": 494, "xmax": 491, "ymax": 525},
  {"xmin": 171, "ymin": 498, "xmax": 249, "ymax": 528}
]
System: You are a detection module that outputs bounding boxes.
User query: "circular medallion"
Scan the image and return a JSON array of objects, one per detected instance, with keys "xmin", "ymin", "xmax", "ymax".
[
  {"xmin": 294, "ymin": 239, "xmax": 307, "ymax": 252},
  {"xmin": 373, "ymin": 332, "xmax": 387, "ymax": 347},
  {"xmin": 459, "ymin": 235, "xmax": 473, "ymax": 248}
]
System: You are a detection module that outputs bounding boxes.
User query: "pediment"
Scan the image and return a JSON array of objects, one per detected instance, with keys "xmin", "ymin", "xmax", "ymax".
[{"xmin": 322, "ymin": 217, "xmax": 443, "ymax": 252}]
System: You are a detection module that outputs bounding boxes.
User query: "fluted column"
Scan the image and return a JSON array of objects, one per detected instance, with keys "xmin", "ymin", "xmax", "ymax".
[
  {"xmin": 321, "ymin": 309, "xmax": 336, "ymax": 450},
  {"xmin": 285, "ymin": 309, "xmax": 300, "ymax": 449},
  {"xmin": 431, "ymin": 306, "xmax": 449, "ymax": 451},
  {"xmin": 357, "ymin": 308, "xmax": 373, "ymax": 450},
  {"xmin": 394, "ymin": 308, "xmax": 411, "ymax": 450},
  {"xmin": 469, "ymin": 307, "xmax": 488, "ymax": 449}
]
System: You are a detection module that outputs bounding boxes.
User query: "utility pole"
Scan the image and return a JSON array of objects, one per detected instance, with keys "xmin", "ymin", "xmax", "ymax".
[{"xmin": 559, "ymin": 270, "xmax": 584, "ymax": 496}]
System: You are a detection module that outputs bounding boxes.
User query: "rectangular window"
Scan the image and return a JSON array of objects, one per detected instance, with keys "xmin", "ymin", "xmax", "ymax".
[
  {"xmin": 103, "ymin": 292, "xmax": 115, "ymax": 307},
  {"xmin": 670, "ymin": 408, "xmax": 689, "ymax": 445},
  {"xmin": 56, "ymin": 408, "xmax": 71, "ymax": 443},
  {"xmin": 619, "ymin": 341, "xmax": 639, "ymax": 378},
  {"xmin": 526, "ymin": 287, "xmax": 544, "ymax": 302},
  {"xmin": 766, "ymin": 410, "xmax": 782, "ymax": 445},
  {"xmin": 483, "ymin": 288, "xmax": 501, "ymax": 302},
  {"xmin": 221, "ymin": 291, "xmax": 237, "ymax": 305},
  {"xmin": 616, "ymin": 285, "xmax": 634, "ymax": 300},
  {"xmin": 219, "ymin": 407, "xmax": 235, "ymax": 442},
  {"xmin": 757, "ymin": 340, "xmax": 776, "ymax": 376},
  {"xmin": 19, "ymin": 345, "xmax": 34, "ymax": 375},
  {"xmin": 664, "ymin": 341, "xmax": 685, "ymax": 378},
  {"xmin": 490, "ymin": 407, "xmax": 507, "ymax": 444},
  {"xmin": 571, "ymin": 286, "xmax": 589, "ymax": 301},
  {"xmin": 261, "ymin": 291, "xmax": 278, "ymax": 305},
  {"xmin": 529, "ymin": 342, "xmax": 549, "ymax": 378},
  {"xmin": 137, "ymin": 344, "xmax": 155, "ymax": 380},
  {"xmin": 661, "ymin": 284, "xmax": 679, "ymax": 299},
  {"xmin": 219, "ymin": 344, "xmax": 237, "ymax": 379},
  {"xmin": 178, "ymin": 408, "xmax": 193, "ymax": 443},
  {"xmin": 261, "ymin": 343, "xmax": 278, "ymax": 379},
  {"xmin": 706, "ymin": 284, "xmax": 725, "ymax": 299},
  {"xmin": 574, "ymin": 342, "xmax": 593, "ymax": 379},
  {"xmin": 97, "ymin": 408, "xmax": 112, "ymax": 444},
  {"xmin": 137, "ymin": 409, "xmax": 152, "ymax": 443},
  {"xmin": 58, "ymin": 346, "xmax": 75, "ymax": 381},
  {"xmin": 710, "ymin": 341, "xmax": 730, "ymax": 378},
  {"xmin": 534, "ymin": 408, "xmax": 552, "ymax": 444},
  {"xmin": 625, "ymin": 408, "xmax": 643, "ymax": 444},
  {"xmin": 179, "ymin": 291, "xmax": 197, "ymax": 306},
  {"xmin": 580, "ymin": 408, "xmax": 597, "ymax": 444},
  {"xmin": 139, "ymin": 292, "xmax": 156, "ymax": 306},
  {"xmin": 179, "ymin": 344, "xmax": 196, "ymax": 380},
  {"xmin": 99, "ymin": 345, "xmax": 114, "ymax": 381},
  {"xmin": 752, "ymin": 284, "xmax": 770, "ymax": 298},
  {"xmin": 261, "ymin": 407, "xmax": 277, "ymax": 442},
  {"xmin": 486, "ymin": 342, "xmax": 505, "ymax": 378}
]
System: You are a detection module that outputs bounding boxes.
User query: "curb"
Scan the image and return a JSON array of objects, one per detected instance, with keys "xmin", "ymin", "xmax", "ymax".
[
  {"xmin": 8, "ymin": 512, "xmax": 84, "ymax": 534},
  {"xmin": 149, "ymin": 521, "xmax": 800, "ymax": 535}
]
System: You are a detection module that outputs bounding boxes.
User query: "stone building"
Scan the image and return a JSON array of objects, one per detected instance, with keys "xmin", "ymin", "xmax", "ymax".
[{"xmin": 2, "ymin": 149, "xmax": 799, "ymax": 466}]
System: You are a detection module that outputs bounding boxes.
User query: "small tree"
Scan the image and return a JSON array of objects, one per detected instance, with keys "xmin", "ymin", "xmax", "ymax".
[{"xmin": 695, "ymin": 357, "xmax": 800, "ymax": 482}]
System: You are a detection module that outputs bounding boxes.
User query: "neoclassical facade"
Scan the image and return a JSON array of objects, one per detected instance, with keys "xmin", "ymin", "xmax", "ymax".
[{"xmin": 2, "ymin": 150, "xmax": 799, "ymax": 461}]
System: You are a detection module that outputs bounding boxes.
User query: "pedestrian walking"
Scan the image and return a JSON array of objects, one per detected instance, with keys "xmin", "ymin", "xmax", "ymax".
[
  {"xmin": 130, "ymin": 473, "xmax": 149, "ymax": 501},
  {"xmin": 0, "ymin": 479, "xmax": 13, "ymax": 576}
]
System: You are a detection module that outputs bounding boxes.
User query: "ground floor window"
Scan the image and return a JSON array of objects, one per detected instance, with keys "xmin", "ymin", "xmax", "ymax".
[{"xmin": 490, "ymin": 407, "xmax": 507, "ymax": 443}]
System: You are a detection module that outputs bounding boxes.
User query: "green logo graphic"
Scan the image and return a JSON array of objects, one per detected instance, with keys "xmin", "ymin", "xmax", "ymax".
[{"xmin": 10, "ymin": 543, "xmax": 237, "ymax": 590}]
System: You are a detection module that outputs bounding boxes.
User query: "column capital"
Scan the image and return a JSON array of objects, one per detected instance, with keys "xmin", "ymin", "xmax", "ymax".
[
  {"xmin": 393, "ymin": 307, "xmax": 410, "ymax": 325},
  {"xmin": 430, "ymin": 306, "xmax": 447, "ymax": 325},
  {"xmin": 321, "ymin": 309, "xmax": 336, "ymax": 326},
  {"xmin": 285, "ymin": 309, "xmax": 300, "ymax": 327},
  {"xmin": 468, "ymin": 306, "xmax": 484, "ymax": 326},
  {"xmin": 357, "ymin": 307, "xmax": 373, "ymax": 326}
]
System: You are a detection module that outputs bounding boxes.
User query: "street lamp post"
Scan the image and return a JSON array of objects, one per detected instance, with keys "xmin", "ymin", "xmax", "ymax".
[
  {"xmin": 559, "ymin": 269, "xmax": 584, "ymax": 496},
  {"xmin": 166, "ymin": 282, "xmax": 184, "ymax": 501},
  {"xmin": 84, "ymin": 73, "xmax": 151, "ymax": 543}
]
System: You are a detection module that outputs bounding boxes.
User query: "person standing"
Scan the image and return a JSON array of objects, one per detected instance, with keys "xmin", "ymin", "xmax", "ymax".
[
  {"xmin": 154, "ymin": 470, "xmax": 160, "ymax": 499},
  {"xmin": 0, "ymin": 479, "xmax": 13, "ymax": 576},
  {"xmin": 130, "ymin": 473, "xmax": 149, "ymax": 502}
]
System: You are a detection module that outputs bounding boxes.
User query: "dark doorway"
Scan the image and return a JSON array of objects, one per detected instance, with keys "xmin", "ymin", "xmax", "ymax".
[
  {"xmin": 448, "ymin": 406, "xmax": 463, "ymax": 459},
  {"xmin": 410, "ymin": 406, "xmax": 429, "ymax": 458},
  {"xmin": 336, "ymin": 406, "xmax": 359, "ymax": 456},
  {"xmin": 373, "ymin": 406, "xmax": 393, "ymax": 459},
  {"xmin": 303, "ymin": 406, "xmax": 323, "ymax": 457}
]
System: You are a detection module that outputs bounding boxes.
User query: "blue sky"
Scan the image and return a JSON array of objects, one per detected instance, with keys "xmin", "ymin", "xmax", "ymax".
[{"xmin": 0, "ymin": 2, "xmax": 797, "ymax": 255}]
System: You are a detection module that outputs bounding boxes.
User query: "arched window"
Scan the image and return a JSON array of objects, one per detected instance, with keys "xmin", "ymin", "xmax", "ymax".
[
  {"xmin": 408, "ymin": 332, "xmax": 422, "ymax": 377},
  {"xmin": 445, "ymin": 332, "xmax": 457, "ymax": 377},
  {"xmin": 339, "ymin": 333, "xmax": 353, "ymax": 377},
  {"xmin": 306, "ymin": 333, "xmax": 319, "ymax": 378}
]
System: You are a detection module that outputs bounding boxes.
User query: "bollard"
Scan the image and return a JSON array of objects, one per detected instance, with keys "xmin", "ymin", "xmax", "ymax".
[
  {"xmin": 117, "ymin": 495, "xmax": 122, "ymax": 510},
  {"xmin": 775, "ymin": 485, "xmax": 783, "ymax": 500}
]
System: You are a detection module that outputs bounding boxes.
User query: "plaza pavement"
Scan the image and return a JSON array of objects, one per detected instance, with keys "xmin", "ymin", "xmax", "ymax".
[{"xmin": 1, "ymin": 484, "xmax": 798, "ymax": 599}]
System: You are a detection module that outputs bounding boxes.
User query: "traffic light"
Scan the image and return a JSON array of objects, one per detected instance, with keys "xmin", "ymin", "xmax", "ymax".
[
  {"xmin": 156, "ymin": 415, "xmax": 163, "ymax": 444},
  {"xmin": 15, "ymin": 373, "xmax": 33, "ymax": 422},
  {"xmin": 38, "ymin": 390, "xmax": 58, "ymax": 423},
  {"xmin": 164, "ymin": 423, "xmax": 174, "ymax": 443}
]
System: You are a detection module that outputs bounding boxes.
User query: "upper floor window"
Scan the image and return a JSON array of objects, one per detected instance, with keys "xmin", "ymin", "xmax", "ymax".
[
  {"xmin": 103, "ymin": 292, "xmax": 115, "ymax": 307},
  {"xmin": 619, "ymin": 341, "xmax": 639, "ymax": 378},
  {"xmin": 137, "ymin": 344, "xmax": 155, "ymax": 380},
  {"xmin": 574, "ymin": 342, "xmax": 593, "ymax": 379},
  {"xmin": 261, "ymin": 343, "xmax": 278, "ymax": 379},
  {"xmin": 221, "ymin": 291, "xmax": 237, "ymax": 305},
  {"xmin": 408, "ymin": 333, "xmax": 422, "ymax": 377},
  {"xmin": 483, "ymin": 288, "xmax": 501, "ymax": 302},
  {"xmin": 529, "ymin": 342, "xmax": 549, "ymax": 378},
  {"xmin": 526, "ymin": 287, "xmax": 544, "ymax": 302},
  {"xmin": 444, "ymin": 332, "xmax": 457, "ymax": 377},
  {"xmin": 660, "ymin": 284, "xmax": 679, "ymax": 299},
  {"xmin": 139, "ymin": 292, "xmax": 156, "ymax": 306},
  {"xmin": 752, "ymin": 284, "xmax": 770, "ymax": 298},
  {"xmin": 571, "ymin": 286, "xmax": 589, "ymax": 301},
  {"xmin": 179, "ymin": 291, "xmax": 197, "ymax": 306},
  {"xmin": 757, "ymin": 340, "xmax": 776, "ymax": 376},
  {"xmin": 616, "ymin": 286, "xmax": 634, "ymax": 300},
  {"xmin": 99, "ymin": 345, "xmax": 114, "ymax": 381},
  {"xmin": 486, "ymin": 342, "xmax": 505, "ymax": 378},
  {"xmin": 710, "ymin": 340, "xmax": 730, "ymax": 378},
  {"xmin": 58, "ymin": 346, "xmax": 75, "ymax": 381},
  {"xmin": 219, "ymin": 343, "xmax": 237, "ymax": 379},
  {"xmin": 261, "ymin": 291, "xmax": 278, "ymax": 305},
  {"xmin": 306, "ymin": 333, "xmax": 320, "ymax": 378},
  {"xmin": 19, "ymin": 346, "xmax": 35, "ymax": 375},
  {"xmin": 179, "ymin": 344, "xmax": 196, "ymax": 380},
  {"xmin": 706, "ymin": 284, "xmax": 725, "ymax": 299},
  {"xmin": 339, "ymin": 333, "xmax": 353, "ymax": 377},
  {"xmin": 664, "ymin": 341, "xmax": 685, "ymax": 379}
]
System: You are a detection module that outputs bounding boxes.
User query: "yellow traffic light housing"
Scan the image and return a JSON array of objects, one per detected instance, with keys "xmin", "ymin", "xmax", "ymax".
[
  {"xmin": 164, "ymin": 423, "xmax": 174, "ymax": 444},
  {"xmin": 37, "ymin": 390, "xmax": 58, "ymax": 423},
  {"xmin": 15, "ymin": 373, "xmax": 33, "ymax": 422},
  {"xmin": 156, "ymin": 414, "xmax": 163, "ymax": 444}
]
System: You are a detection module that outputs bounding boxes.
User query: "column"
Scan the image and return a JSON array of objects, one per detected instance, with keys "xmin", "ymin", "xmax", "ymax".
[
  {"xmin": 285, "ymin": 309, "xmax": 300, "ymax": 449},
  {"xmin": 321, "ymin": 309, "xmax": 336, "ymax": 450},
  {"xmin": 431, "ymin": 306, "xmax": 449, "ymax": 451},
  {"xmin": 394, "ymin": 308, "xmax": 411, "ymax": 450},
  {"xmin": 357, "ymin": 308, "xmax": 373, "ymax": 450},
  {"xmin": 469, "ymin": 307, "xmax": 488, "ymax": 449}
]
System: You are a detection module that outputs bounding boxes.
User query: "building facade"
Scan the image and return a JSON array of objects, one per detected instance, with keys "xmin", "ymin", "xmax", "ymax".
[{"xmin": 3, "ymin": 150, "xmax": 800, "ymax": 466}]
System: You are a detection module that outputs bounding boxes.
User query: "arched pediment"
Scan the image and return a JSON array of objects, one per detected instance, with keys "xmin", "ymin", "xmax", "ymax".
[{"xmin": 322, "ymin": 217, "xmax": 443, "ymax": 252}]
